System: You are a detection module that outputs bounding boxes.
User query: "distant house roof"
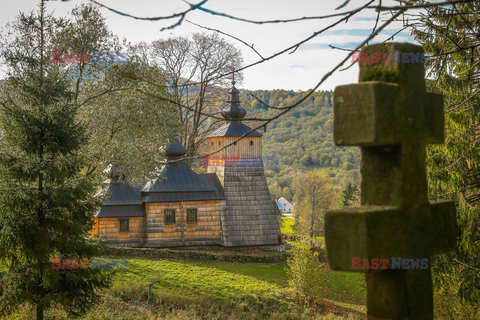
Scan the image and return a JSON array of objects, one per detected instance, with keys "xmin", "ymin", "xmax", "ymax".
[
  {"xmin": 207, "ymin": 121, "xmax": 262, "ymax": 137},
  {"xmin": 276, "ymin": 202, "xmax": 284, "ymax": 209}
]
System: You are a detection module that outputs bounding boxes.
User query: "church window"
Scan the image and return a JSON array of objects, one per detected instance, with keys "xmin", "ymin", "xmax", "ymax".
[
  {"xmin": 119, "ymin": 219, "xmax": 129, "ymax": 232},
  {"xmin": 250, "ymin": 140, "xmax": 253, "ymax": 146},
  {"xmin": 164, "ymin": 209, "xmax": 176, "ymax": 224},
  {"xmin": 187, "ymin": 208, "xmax": 198, "ymax": 222},
  {"xmin": 218, "ymin": 141, "xmax": 221, "ymax": 146},
  {"xmin": 233, "ymin": 141, "xmax": 237, "ymax": 145}
]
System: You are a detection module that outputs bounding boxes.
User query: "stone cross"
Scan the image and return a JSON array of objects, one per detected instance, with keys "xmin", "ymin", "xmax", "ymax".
[{"xmin": 325, "ymin": 43, "xmax": 458, "ymax": 319}]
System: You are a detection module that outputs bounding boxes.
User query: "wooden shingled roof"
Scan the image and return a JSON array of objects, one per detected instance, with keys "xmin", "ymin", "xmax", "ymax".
[
  {"xmin": 96, "ymin": 179, "xmax": 145, "ymax": 217},
  {"xmin": 97, "ymin": 143, "xmax": 225, "ymax": 217},
  {"xmin": 207, "ymin": 121, "xmax": 262, "ymax": 137},
  {"xmin": 141, "ymin": 161, "xmax": 224, "ymax": 203}
]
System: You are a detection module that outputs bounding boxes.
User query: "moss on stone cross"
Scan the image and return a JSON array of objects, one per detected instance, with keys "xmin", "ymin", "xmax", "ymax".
[{"xmin": 360, "ymin": 69, "xmax": 400, "ymax": 84}]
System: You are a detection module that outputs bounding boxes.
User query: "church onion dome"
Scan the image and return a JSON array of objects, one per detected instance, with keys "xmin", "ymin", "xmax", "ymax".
[
  {"xmin": 166, "ymin": 142, "xmax": 187, "ymax": 162},
  {"xmin": 208, "ymin": 83, "xmax": 262, "ymax": 138},
  {"xmin": 221, "ymin": 85, "xmax": 247, "ymax": 121}
]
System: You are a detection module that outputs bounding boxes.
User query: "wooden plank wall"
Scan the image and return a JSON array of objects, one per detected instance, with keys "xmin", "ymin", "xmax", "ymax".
[
  {"xmin": 96, "ymin": 216, "xmax": 146, "ymax": 247},
  {"xmin": 144, "ymin": 200, "xmax": 223, "ymax": 247},
  {"xmin": 208, "ymin": 136, "xmax": 262, "ymax": 159}
]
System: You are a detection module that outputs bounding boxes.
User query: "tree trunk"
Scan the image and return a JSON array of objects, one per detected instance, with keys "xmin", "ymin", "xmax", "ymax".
[
  {"xmin": 309, "ymin": 216, "xmax": 315, "ymax": 239},
  {"xmin": 36, "ymin": 304, "xmax": 43, "ymax": 320}
]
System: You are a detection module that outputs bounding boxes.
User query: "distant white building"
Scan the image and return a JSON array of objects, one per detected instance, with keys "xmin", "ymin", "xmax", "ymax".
[{"xmin": 276, "ymin": 197, "xmax": 294, "ymax": 216}]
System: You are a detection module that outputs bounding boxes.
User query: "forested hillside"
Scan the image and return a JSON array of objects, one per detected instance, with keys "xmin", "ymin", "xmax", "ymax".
[{"xmin": 241, "ymin": 89, "xmax": 361, "ymax": 200}]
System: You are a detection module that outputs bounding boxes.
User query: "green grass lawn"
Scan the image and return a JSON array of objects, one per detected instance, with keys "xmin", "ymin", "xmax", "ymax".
[
  {"xmin": 3, "ymin": 255, "xmax": 365, "ymax": 319},
  {"xmin": 109, "ymin": 258, "xmax": 365, "ymax": 319},
  {"xmin": 280, "ymin": 217, "xmax": 325, "ymax": 246}
]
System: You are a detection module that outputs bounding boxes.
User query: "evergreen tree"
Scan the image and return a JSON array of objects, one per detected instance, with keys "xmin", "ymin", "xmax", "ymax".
[
  {"xmin": 342, "ymin": 182, "xmax": 359, "ymax": 207},
  {"xmin": 0, "ymin": 2, "xmax": 111, "ymax": 319},
  {"xmin": 412, "ymin": 2, "xmax": 480, "ymax": 307}
]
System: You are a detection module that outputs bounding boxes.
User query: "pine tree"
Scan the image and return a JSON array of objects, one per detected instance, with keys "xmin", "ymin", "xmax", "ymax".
[
  {"xmin": 0, "ymin": 2, "xmax": 111, "ymax": 319},
  {"xmin": 342, "ymin": 182, "xmax": 359, "ymax": 207},
  {"xmin": 411, "ymin": 2, "xmax": 480, "ymax": 307}
]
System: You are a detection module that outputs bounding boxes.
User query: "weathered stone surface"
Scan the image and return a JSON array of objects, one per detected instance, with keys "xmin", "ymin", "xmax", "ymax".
[
  {"xmin": 325, "ymin": 42, "xmax": 458, "ymax": 319},
  {"xmin": 334, "ymin": 82, "xmax": 399, "ymax": 146},
  {"xmin": 325, "ymin": 200, "xmax": 457, "ymax": 271}
]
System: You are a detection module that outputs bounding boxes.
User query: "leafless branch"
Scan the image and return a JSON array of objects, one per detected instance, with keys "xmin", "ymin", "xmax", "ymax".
[
  {"xmin": 89, "ymin": 0, "xmax": 472, "ymax": 27},
  {"xmin": 82, "ymin": 0, "xmax": 474, "ymax": 164},
  {"xmin": 185, "ymin": 20, "xmax": 265, "ymax": 60},
  {"xmin": 87, "ymin": 0, "xmax": 208, "ymax": 21},
  {"xmin": 371, "ymin": 0, "xmax": 472, "ymax": 11},
  {"xmin": 166, "ymin": 8, "xmax": 408, "ymax": 164}
]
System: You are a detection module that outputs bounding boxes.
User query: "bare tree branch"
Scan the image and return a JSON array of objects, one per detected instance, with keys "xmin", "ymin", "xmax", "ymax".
[
  {"xmin": 87, "ymin": 0, "xmax": 208, "ymax": 22},
  {"xmin": 186, "ymin": 20, "xmax": 265, "ymax": 60}
]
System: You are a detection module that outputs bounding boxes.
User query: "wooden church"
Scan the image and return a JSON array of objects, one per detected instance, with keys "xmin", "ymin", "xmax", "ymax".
[{"xmin": 91, "ymin": 84, "xmax": 281, "ymax": 247}]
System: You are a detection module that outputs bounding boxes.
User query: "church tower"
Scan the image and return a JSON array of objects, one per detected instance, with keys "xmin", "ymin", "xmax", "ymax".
[{"xmin": 207, "ymin": 83, "xmax": 281, "ymax": 246}]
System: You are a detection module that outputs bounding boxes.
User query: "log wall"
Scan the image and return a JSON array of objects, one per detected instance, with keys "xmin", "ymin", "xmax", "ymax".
[
  {"xmin": 144, "ymin": 200, "xmax": 223, "ymax": 247},
  {"xmin": 96, "ymin": 216, "xmax": 146, "ymax": 247}
]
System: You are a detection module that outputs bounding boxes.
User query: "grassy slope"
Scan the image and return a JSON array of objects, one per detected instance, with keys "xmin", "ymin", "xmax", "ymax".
[
  {"xmin": 4, "ymin": 256, "xmax": 365, "ymax": 320},
  {"xmin": 112, "ymin": 258, "xmax": 365, "ymax": 319}
]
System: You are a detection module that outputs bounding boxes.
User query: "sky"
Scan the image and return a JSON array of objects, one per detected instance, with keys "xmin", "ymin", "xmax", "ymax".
[{"xmin": 0, "ymin": 0, "xmax": 421, "ymax": 91}]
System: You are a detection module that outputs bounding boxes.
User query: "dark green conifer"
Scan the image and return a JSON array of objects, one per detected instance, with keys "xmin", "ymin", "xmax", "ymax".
[{"xmin": 0, "ymin": 2, "xmax": 111, "ymax": 319}]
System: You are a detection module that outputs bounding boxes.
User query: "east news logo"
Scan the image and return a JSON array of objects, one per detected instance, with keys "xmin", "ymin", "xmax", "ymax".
[{"xmin": 351, "ymin": 257, "xmax": 429, "ymax": 270}]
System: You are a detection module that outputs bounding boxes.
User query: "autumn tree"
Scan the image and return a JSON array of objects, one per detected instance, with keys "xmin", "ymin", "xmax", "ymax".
[
  {"xmin": 292, "ymin": 171, "xmax": 341, "ymax": 238},
  {"xmin": 26, "ymin": 2, "xmax": 180, "ymax": 182},
  {"xmin": 0, "ymin": 2, "xmax": 182, "ymax": 318},
  {"xmin": 149, "ymin": 33, "xmax": 243, "ymax": 164}
]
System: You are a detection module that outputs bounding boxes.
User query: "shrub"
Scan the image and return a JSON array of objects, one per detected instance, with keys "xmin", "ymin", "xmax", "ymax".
[
  {"xmin": 287, "ymin": 247, "xmax": 325, "ymax": 305},
  {"xmin": 434, "ymin": 288, "xmax": 480, "ymax": 319}
]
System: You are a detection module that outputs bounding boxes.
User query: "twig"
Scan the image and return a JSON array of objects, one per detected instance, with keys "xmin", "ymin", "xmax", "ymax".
[
  {"xmin": 370, "ymin": 0, "xmax": 472, "ymax": 11},
  {"xmin": 185, "ymin": 20, "xmax": 265, "ymax": 60},
  {"xmin": 454, "ymin": 259, "xmax": 480, "ymax": 273}
]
